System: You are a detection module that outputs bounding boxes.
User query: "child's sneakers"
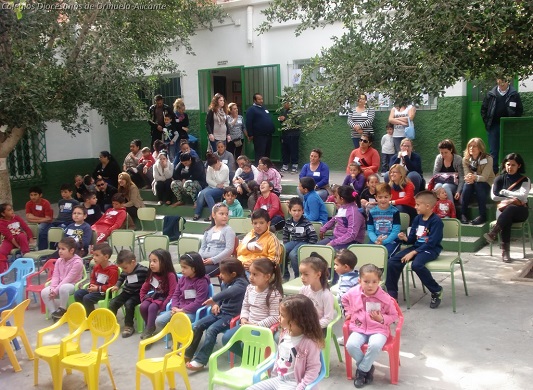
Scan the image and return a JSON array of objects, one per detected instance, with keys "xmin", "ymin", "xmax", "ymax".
[
  {"xmin": 140, "ymin": 326, "xmax": 156, "ymax": 340},
  {"xmin": 430, "ymin": 288, "xmax": 443, "ymax": 309},
  {"xmin": 122, "ymin": 326, "xmax": 135, "ymax": 338}
]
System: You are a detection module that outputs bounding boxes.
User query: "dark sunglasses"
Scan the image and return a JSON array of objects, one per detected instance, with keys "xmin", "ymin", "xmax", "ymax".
[{"xmin": 359, "ymin": 139, "xmax": 369, "ymax": 144}]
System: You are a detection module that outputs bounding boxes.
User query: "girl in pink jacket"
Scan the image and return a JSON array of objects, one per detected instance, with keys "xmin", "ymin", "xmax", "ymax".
[
  {"xmin": 342, "ymin": 264, "xmax": 399, "ymax": 388},
  {"xmin": 247, "ymin": 294, "xmax": 322, "ymax": 390}
]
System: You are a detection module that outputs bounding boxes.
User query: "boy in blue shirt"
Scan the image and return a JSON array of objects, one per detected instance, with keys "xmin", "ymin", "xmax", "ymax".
[
  {"xmin": 385, "ymin": 190, "xmax": 444, "ymax": 308},
  {"xmin": 299, "ymin": 177, "xmax": 328, "ymax": 224},
  {"xmin": 367, "ymin": 183, "xmax": 401, "ymax": 258}
]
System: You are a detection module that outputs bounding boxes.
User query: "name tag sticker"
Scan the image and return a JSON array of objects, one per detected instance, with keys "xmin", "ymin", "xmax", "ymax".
[
  {"xmin": 9, "ymin": 222, "xmax": 20, "ymax": 230},
  {"xmin": 66, "ymin": 229, "xmax": 75, "ymax": 236},
  {"xmin": 211, "ymin": 231, "xmax": 221, "ymax": 240},
  {"xmin": 313, "ymin": 171, "xmax": 320, "ymax": 177},
  {"xmin": 361, "ymin": 112, "xmax": 368, "ymax": 117},
  {"xmin": 366, "ymin": 302, "xmax": 381, "ymax": 312},
  {"xmin": 265, "ymin": 109, "xmax": 269, "ymax": 113},
  {"xmin": 35, "ymin": 205, "xmax": 43, "ymax": 211},
  {"xmin": 222, "ymin": 159, "xmax": 228, "ymax": 164},
  {"xmin": 479, "ymin": 158, "xmax": 488, "ymax": 165},
  {"xmin": 64, "ymin": 203, "xmax": 72, "ymax": 210},
  {"xmin": 151, "ymin": 277, "xmax": 160, "ymax": 288},
  {"xmin": 109, "ymin": 211, "xmax": 118, "ymax": 216},
  {"xmin": 294, "ymin": 227, "xmax": 305, "ymax": 234},
  {"xmin": 184, "ymin": 289, "xmax": 197, "ymax": 299},
  {"xmin": 96, "ymin": 273, "xmax": 109, "ymax": 284},
  {"xmin": 261, "ymin": 205, "xmax": 268, "ymax": 210},
  {"xmin": 353, "ymin": 157, "xmax": 360, "ymax": 163},
  {"xmin": 127, "ymin": 274, "xmax": 138, "ymax": 284},
  {"xmin": 399, "ymin": 192, "xmax": 406, "ymax": 197},
  {"xmin": 509, "ymin": 102, "xmax": 517, "ymax": 107},
  {"xmin": 416, "ymin": 225, "xmax": 425, "ymax": 237},
  {"xmin": 228, "ymin": 210, "xmax": 233, "ymax": 216},
  {"xmin": 369, "ymin": 198, "xmax": 376, "ymax": 203},
  {"xmin": 337, "ymin": 208, "xmax": 347, "ymax": 217},
  {"xmin": 88, "ymin": 209, "xmax": 95, "ymax": 215}
]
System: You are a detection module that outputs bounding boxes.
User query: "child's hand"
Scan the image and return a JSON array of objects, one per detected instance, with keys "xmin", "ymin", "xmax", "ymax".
[
  {"xmin": 240, "ymin": 318, "xmax": 249, "ymax": 325},
  {"xmin": 211, "ymin": 304, "xmax": 220, "ymax": 315},
  {"xmin": 171, "ymin": 307, "xmax": 183, "ymax": 314},
  {"xmin": 319, "ymin": 231, "xmax": 325, "ymax": 240},
  {"xmin": 397, "ymin": 232, "xmax": 407, "ymax": 241},
  {"xmin": 110, "ymin": 286, "xmax": 118, "ymax": 292},
  {"xmin": 88, "ymin": 284, "xmax": 99, "ymax": 293},
  {"xmin": 203, "ymin": 258, "xmax": 214, "ymax": 265},
  {"xmin": 11, "ymin": 239, "xmax": 20, "ymax": 248},
  {"xmin": 369, "ymin": 310, "xmax": 384, "ymax": 324},
  {"xmin": 170, "ymin": 141, "xmax": 174, "ymax": 145},
  {"xmin": 49, "ymin": 290, "xmax": 57, "ymax": 299},
  {"xmin": 203, "ymin": 298, "xmax": 215, "ymax": 307},
  {"xmin": 401, "ymin": 250, "xmax": 417, "ymax": 263},
  {"xmin": 345, "ymin": 314, "xmax": 351, "ymax": 321}
]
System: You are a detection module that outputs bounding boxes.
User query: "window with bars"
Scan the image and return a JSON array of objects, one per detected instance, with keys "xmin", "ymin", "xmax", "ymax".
[
  {"xmin": 137, "ymin": 76, "xmax": 182, "ymax": 108},
  {"xmin": 8, "ymin": 130, "xmax": 47, "ymax": 185}
]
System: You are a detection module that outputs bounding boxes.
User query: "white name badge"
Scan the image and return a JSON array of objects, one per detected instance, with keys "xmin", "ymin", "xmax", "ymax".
[
  {"xmin": 294, "ymin": 227, "xmax": 305, "ymax": 234},
  {"xmin": 313, "ymin": 171, "xmax": 321, "ymax": 177},
  {"xmin": 361, "ymin": 112, "xmax": 368, "ymax": 117},
  {"xmin": 353, "ymin": 157, "xmax": 360, "ymax": 163},
  {"xmin": 399, "ymin": 192, "xmax": 406, "ymax": 197},
  {"xmin": 479, "ymin": 158, "xmax": 488, "ymax": 165},
  {"xmin": 184, "ymin": 289, "xmax": 197, "ymax": 300},
  {"xmin": 228, "ymin": 210, "xmax": 233, "ymax": 216},
  {"xmin": 265, "ymin": 109, "xmax": 269, "ymax": 113},
  {"xmin": 35, "ymin": 205, "xmax": 43, "ymax": 211},
  {"xmin": 66, "ymin": 229, "xmax": 75, "ymax": 236},
  {"xmin": 416, "ymin": 225, "xmax": 425, "ymax": 237},
  {"xmin": 88, "ymin": 209, "xmax": 95, "ymax": 215},
  {"xmin": 222, "ymin": 160, "xmax": 228, "ymax": 165},
  {"xmin": 369, "ymin": 198, "xmax": 376, "ymax": 203},
  {"xmin": 151, "ymin": 277, "xmax": 160, "ymax": 288},
  {"xmin": 64, "ymin": 203, "xmax": 72, "ymax": 210},
  {"xmin": 509, "ymin": 102, "xmax": 517, "ymax": 107},
  {"xmin": 109, "ymin": 211, "xmax": 118, "ymax": 216},
  {"xmin": 9, "ymin": 222, "xmax": 20, "ymax": 230},
  {"xmin": 439, "ymin": 203, "xmax": 448, "ymax": 211},
  {"xmin": 96, "ymin": 273, "xmax": 109, "ymax": 284},
  {"xmin": 211, "ymin": 231, "xmax": 221, "ymax": 240},
  {"xmin": 337, "ymin": 208, "xmax": 347, "ymax": 217},
  {"xmin": 261, "ymin": 205, "xmax": 268, "ymax": 210},
  {"xmin": 366, "ymin": 302, "xmax": 381, "ymax": 312},
  {"xmin": 127, "ymin": 274, "xmax": 138, "ymax": 284}
]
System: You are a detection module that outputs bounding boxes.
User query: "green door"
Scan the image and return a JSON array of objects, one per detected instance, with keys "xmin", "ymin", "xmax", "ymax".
[
  {"xmin": 197, "ymin": 69, "xmax": 212, "ymax": 158},
  {"xmin": 465, "ymin": 80, "xmax": 493, "ymax": 147},
  {"xmin": 242, "ymin": 64, "xmax": 282, "ymax": 162}
]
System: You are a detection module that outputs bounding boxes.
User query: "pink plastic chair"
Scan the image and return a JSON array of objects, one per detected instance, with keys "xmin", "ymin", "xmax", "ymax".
[{"xmin": 343, "ymin": 299, "xmax": 404, "ymax": 384}]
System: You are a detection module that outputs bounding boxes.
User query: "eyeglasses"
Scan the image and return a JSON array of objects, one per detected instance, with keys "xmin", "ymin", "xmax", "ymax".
[{"xmin": 359, "ymin": 139, "xmax": 369, "ymax": 144}]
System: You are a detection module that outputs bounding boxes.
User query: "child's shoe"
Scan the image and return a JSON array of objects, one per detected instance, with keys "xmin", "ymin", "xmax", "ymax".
[
  {"xmin": 122, "ymin": 326, "xmax": 135, "ymax": 338},
  {"xmin": 291, "ymin": 164, "xmax": 298, "ymax": 173},
  {"xmin": 365, "ymin": 365, "xmax": 375, "ymax": 384},
  {"xmin": 354, "ymin": 369, "xmax": 367, "ymax": 388},
  {"xmin": 430, "ymin": 288, "xmax": 443, "ymax": 309},
  {"xmin": 51, "ymin": 307, "xmax": 67, "ymax": 321},
  {"xmin": 140, "ymin": 326, "xmax": 156, "ymax": 340}
]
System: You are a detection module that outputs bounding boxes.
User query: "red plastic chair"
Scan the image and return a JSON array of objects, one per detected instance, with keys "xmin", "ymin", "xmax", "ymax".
[
  {"xmin": 25, "ymin": 258, "xmax": 57, "ymax": 313},
  {"xmin": 343, "ymin": 299, "xmax": 404, "ymax": 384}
]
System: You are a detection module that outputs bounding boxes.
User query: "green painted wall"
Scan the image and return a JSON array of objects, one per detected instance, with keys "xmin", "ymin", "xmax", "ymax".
[{"xmin": 11, "ymin": 159, "xmax": 96, "ymax": 210}]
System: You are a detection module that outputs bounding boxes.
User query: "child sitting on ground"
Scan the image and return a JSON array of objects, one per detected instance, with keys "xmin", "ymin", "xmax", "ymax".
[
  {"xmin": 185, "ymin": 258, "xmax": 248, "ymax": 371},
  {"xmin": 367, "ymin": 183, "xmax": 401, "ymax": 258},
  {"xmin": 222, "ymin": 186, "xmax": 244, "ymax": 217},
  {"xmin": 74, "ymin": 243, "xmax": 119, "ymax": 315},
  {"xmin": 344, "ymin": 264, "xmax": 399, "ymax": 388},
  {"xmin": 299, "ymin": 177, "xmax": 328, "ymax": 224},
  {"xmin": 0, "ymin": 203, "xmax": 34, "ymax": 272},
  {"xmin": 385, "ymin": 191, "xmax": 444, "ymax": 308},
  {"xmin": 254, "ymin": 180, "xmax": 285, "ymax": 231},
  {"xmin": 433, "ymin": 187, "xmax": 456, "ymax": 219},
  {"xmin": 109, "ymin": 249, "xmax": 149, "ymax": 338},
  {"xmin": 256, "ymin": 157, "xmax": 282, "ymax": 196}
]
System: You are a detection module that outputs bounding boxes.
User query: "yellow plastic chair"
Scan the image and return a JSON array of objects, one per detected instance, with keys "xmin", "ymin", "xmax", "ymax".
[
  {"xmin": 34, "ymin": 302, "xmax": 87, "ymax": 389},
  {"xmin": 0, "ymin": 299, "xmax": 34, "ymax": 372},
  {"xmin": 57, "ymin": 308, "xmax": 120, "ymax": 390},
  {"xmin": 283, "ymin": 245, "xmax": 336, "ymax": 295},
  {"xmin": 136, "ymin": 312, "xmax": 193, "ymax": 390}
]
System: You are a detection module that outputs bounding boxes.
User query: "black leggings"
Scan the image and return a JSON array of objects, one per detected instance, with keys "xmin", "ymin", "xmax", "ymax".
[{"xmin": 497, "ymin": 205, "xmax": 529, "ymax": 242}]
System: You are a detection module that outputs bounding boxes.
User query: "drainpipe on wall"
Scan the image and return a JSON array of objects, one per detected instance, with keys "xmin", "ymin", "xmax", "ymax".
[{"xmin": 247, "ymin": 6, "xmax": 253, "ymax": 44}]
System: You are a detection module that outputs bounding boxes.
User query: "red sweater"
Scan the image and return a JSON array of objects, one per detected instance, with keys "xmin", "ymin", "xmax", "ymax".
[
  {"xmin": 0, "ymin": 215, "xmax": 33, "ymax": 241},
  {"xmin": 433, "ymin": 200, "xmax": 456, "ymax": 219},
  {"xmin": 254, "ymin": 192, "xmax": 284, "ymax": 219},
  {"xmin": 91, "ymin": 207, "xmax": 127, "ymax": 243},
  {"xmin": 90, "ymin": 263, "xmax": 119, "ymax": 293},
  {"xmin": 25, "ymin": 199, "xmax": 53, "ymax": 219},
  {"xmin": 391, "ymin": 181, "xmax": 416, "ymax": 208}
]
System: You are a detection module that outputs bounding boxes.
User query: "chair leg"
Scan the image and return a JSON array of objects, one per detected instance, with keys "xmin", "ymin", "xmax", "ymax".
[
  {"xmin": 178, "ymin": 365, "xmax": 192, "ymax": 390},
  {"xmin": 333, "ymin": 333, "xmax": 343, "ymax": 363},
  {"xmin": 405, "ymin": 265, "xmax": 411, "ymax": 309},
  {"xmin": 2, "ymin": 339, "xmax": 22, "ymax": 372},
  {"xmin": 460, "ymin": 261, "xmax": 469, "ymax": 296},
  {"xmin": 106, "ymin": 361, "xmax": 118, "ymax": 389},
  {"xmin": 451, "ymin": 269, "xmax": 456, "ymax": 313},
  {"xmin": 20, "ymin": 329, "xmax": 35, "ymax": 360},
  {"xmin": 388, "ymin": 351, "xmax": 400, "ymax": 384},
  {"xmin": 323, "ymin": 339, "xmax": 331, "ymax": 378},
  {"xmin": 33, "ymin": 356, "xmax": 39, "ymax": 386},
  {"xmin": 166, "ymin": 371, "xmax": 176, "ymax": 389}
]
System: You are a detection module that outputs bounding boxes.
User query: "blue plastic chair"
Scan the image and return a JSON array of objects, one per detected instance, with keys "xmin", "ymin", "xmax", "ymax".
[
  {"xmin": 0, "ymin": 286, "xmax": 18, "ymax": 313},
  {"xmin": 252, "ymin": 350, "xmax": 326, "ymax": 390},
  {"xmin": 0, "ymin": 258, "xmax": 36, "ymax": 304}
]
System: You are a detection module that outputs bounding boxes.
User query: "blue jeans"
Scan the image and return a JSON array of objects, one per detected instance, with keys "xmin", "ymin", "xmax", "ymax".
[
  {"xmin": 370, "ymin": 240, "xmax": 401, "ymax": 259},
  {"xmin": 393, "ymin": 137, "xmax": 403, "ymax": 153},
  {"xmin": 195, "ymin": 187, "xmax": 224, "ymax": 216},
  {"xmin": 385, "ymin": 246, "xmax": 441, "ymax": 298},
  {"xmin": 487, "ymin": 122, "xmax": 500, "ymax": 173},
  {"xmin": 460, "ymin": 182, "xmax": 490, "ymax": 219},
  {"xmin": 185, "ymin": 313, "xmax": 233, "ymax": 365},
  {"xmin": 284, "ymin": 241, "xmax": 306, "ymax": 277},
  {"xmin": 433, "ymin": 183, "xmax": 457, "ymax": 203},
  {"xmin": 346, "ymin": 332, "xmax": 388, "ymax": 373},
  {"xmin": 155, "ymin": 310, "xmax": 196, "ymax": 332}
]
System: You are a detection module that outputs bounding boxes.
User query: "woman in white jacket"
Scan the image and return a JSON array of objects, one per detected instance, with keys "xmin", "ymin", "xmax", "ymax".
[
  {"xmin": 152, "ymin": 152, "xmax": 174, "ymax": 205},
  {"xmin": 193, "ymin": 153, "xmax": 229, "ymax": 221}
]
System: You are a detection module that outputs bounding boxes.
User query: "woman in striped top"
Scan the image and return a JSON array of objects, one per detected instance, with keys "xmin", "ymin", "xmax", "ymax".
[
  {"xmin": 221, "ymin": 258, "xmax": 283, "ymax": 356},
  {"xmin": 347, "ymin": 94, "xmax": 376, "ymax": 148}
]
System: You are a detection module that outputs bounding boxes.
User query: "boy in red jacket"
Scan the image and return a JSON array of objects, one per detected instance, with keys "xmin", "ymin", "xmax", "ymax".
[
  {"xmin": 74, "ymin": 243, "xmax": 118, "ymax": 314},
  {"xmin": 91, "ymin": 193, "xmax": 128, "ymax": 243}
]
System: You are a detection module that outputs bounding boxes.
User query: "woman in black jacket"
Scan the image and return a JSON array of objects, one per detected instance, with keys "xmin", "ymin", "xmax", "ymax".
[
  {"xmin": 170, "ymin": 153, "xmax": 207, "ymax": 207},
  {"xmin": 93, "ymin": 151, "xmax": 121, "ymax": 188}
]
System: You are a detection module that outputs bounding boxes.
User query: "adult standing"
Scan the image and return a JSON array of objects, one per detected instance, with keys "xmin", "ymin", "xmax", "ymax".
[
  {"xmin": 246, "ymin": 93, "xmax": 275, "ymax": 165},
  {"xmin": 480, "ymin": 78, "xmax": 523, "ymax": 173},
  {"xmin": 460, "ymin": 138, "xmax": 495, "ymax": 225},
  {"xmin": 95, "ymin": 178, "xmax": 117, "ymax": 212},
  {"xmin": 388, "ymin": 101, "xmax": 416, "ymax": 152},
  {"xmin": 171, "ymin": 153, "xmax": 207, "ymax": 207},
  {"xmin": 432, "ymin": 139, "xmax": 464, "ymax": 202},
  {"xmin": 205, "ymin": 93, "xmax": 229, "ymax": 152},
  {"xmin": 299, "ymin": 148, "xmax": 330, "ymax": 201},
  {"xmin": 345, "ymin": 133, "xmax": 381, "ymax": 178},
  {"xmin": 148, "ymin": 95, "xmax": 172, "ymax": 150},
  {"xmin": 347, "ymin": 93, "xmax": 375, "ymax": 148},
  {"xmin": 152, "ymin": 152, "xmax": 174, "ymax": 205},
  {"xmin": 383, "ymin": 138, "xmax": 424, "ymax": 193},
  {"xmin": 279, "ymin": 100, "xmax": 300, "ymax": 173},
  {"xmin": 484, "ymin": 153, "xmax": 530, "ymax": 262},
  {"xmin": 226, "ymin": 103, "xmax": 246, "ymax": 159},
  {"xmin": 93, "ymin": 151, "xmax": 121, "ymax": 188}
]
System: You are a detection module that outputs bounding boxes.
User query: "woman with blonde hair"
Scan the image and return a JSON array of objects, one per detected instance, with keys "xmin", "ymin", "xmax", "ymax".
[
  {"xmin": 170, "ymin": 98, "xmax": 190, "ymax": 157},
  {"xmin": 389, "ymin": 164, "xmax": 416, "ymax": 222},
  {"xmin": 226, "ymin": 102, "xmax": 246, "ymax": 158},
  {"xmin": 117, "ymin": 172, "xmax": 145, "ymax": 219},
  {"xmin": 460, "ymin": 138, "xmax": 495, "ymax": 225},
  {"xmin": 206, "ymin": 93, "xmax": 229, "ymax": 152}
]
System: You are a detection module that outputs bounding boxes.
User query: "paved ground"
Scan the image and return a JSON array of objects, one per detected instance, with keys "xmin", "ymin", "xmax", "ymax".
[{"xmin": 3, "ymin": 171, "xmax": 533, "ymax": 389}]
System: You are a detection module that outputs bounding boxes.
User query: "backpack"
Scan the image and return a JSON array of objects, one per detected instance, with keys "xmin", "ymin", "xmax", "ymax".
[{"xmin": 162, "ymin": 216, "xmax": 185, "ymax": 241}]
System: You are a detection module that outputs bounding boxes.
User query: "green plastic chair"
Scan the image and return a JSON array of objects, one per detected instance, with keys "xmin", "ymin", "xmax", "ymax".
[
  {"xmin": 142, "ymin": 234, "xmax": 170, "ymax": 261},
  {"xmin": 324, "ymin": 202, "xmax": 337, "ymax": 218},
  {"xmin": 405, "ymin": 218, "xmax": 468, "ymax": 312},
  {"xmin": 488, "ymin": 220, "xmax": 532, "ymax": 258},
  {"xmin": 176, "ymin": 236, "xmax": 201, "ymax": 258},
  {"xmin": 347, "ymin": 244, "xmax": 388, "ymax": 286},
  {"xmin": 23, "ymin": 227, "xmax": 64, "ymax": 267},
  {"xmin": 323, "ymin": 299, "xmax": 343, "ymax": 378},
  {"xmin": 134, "ymin": 207, "xmax": 158, "ymax": 259},
  {"xmin": 283, "ymin": 245, "xmax": 336, "ymax": 295},
  {"xmin": 227, "ymin": 217, "xmax": 253, "ymax": 235},
  {"xmin": 208, "ymin": 324, "xmax": 276, "ymax": 390}
]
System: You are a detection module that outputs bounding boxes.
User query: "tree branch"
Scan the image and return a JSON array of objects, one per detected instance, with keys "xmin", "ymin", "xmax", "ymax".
[{"xmin": 0, "ymin": 127, "xmax": 25, "ymax": 158}]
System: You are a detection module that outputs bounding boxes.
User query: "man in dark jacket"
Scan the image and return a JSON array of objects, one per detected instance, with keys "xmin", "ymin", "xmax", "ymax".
[
  {"xmin": 148, "ymin": 95, "xmax": 173, "ymax": 151},
  {"xmin": 245, "ymin": 93, "xmax": 275, "ymax": 165},
  {"xmin": 480, "ymin": 79, "xmax": 523, "ymax": 173},
  {"xmin": 95, "ymin": 178, "xmax": 118, "ymax": 212}
]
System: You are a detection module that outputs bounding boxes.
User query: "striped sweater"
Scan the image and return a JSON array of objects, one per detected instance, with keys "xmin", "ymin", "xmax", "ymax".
[
  {"xmin": 282, "ymin": 216, "xmax": 318, "ymax": 244},
  {"xmin": 240, "ymin": 284, "xmax": 282, "ymax": 328}
]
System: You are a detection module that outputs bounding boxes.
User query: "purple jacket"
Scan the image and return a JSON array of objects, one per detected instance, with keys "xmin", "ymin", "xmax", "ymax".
[
  {"xmin": 320, "ymin": 202, "xmax": 365, "ymax": 246},
  {"xmin": 273, "ymin": 331, "xmax": 322, "ymax": 390},
  {"xmin": 342, "ymin": 285, "xmax": 398, "ymax": 337},
  {"xmin": 170, "ymin": 275, "xmax": 210, "ymax": 314},
  {"xmin": 342, "ymin": 173, "xmax": 366, "ymax": 195}
]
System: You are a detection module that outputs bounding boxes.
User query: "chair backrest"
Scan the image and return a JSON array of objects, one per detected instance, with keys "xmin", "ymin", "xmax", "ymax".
[
  {"xmin": 297, "ymin": 245, "xmax": 336, "ymax": 283},
  {"xmin": 228, "ymin": 217, "xmax": 253, "ymax": 235},
  {"xmin": 109, "ymin": 230, "xmax": 136, "ymax": 253},
  {"xmin": 177, "ymin": 236, "xmax": 201, "ymax": 257},
  {"xmin": 0, "ymin": 286, "xmax": 18, "ymax": 312},
  {"xmin": 86, "ymin": 308, "xmax": 119, "ymax": 352},
  {"xmin": 324, "ymin": 202, "xmax": 336, "ymax": 218},
  {"xmin": 232, "ymin": 325, "xmax": 277, "ymax": 370},
  {"xmin": 347, "ymin": 244, "xmax": 388, "ymax": 281},
  {"xmin": 167, "ymin": 312, "xmax": 194, "ymax": 350},
  {"xmin": 442, "ymin": 218, "xmax": 461, "ymax": 254},
  {"xmin": 10, "ymin": 258, "xmax": 36, "ymax": 283},
  {"xmin": 399, "ymin": 212, "xmax": 410, "ymax": 232},
  {"xmin": 143, "ymin": 235, "xmax": 170, "ymax": 260},
  {"xmin": 28, "ymin": 258, "xmax": 57, "ymax": 285},
  {"xmin": 0, "ymin": 299, "xmax": 30, "ymax": 327},
  {"xmin": 64, "ymin": 302, "xmax": 87, "ymax": 332},
  {"xmin": 311, "ymin": 222, "xmax": 322, "ymax": 236},
  {"xmin": 391, "ymin": 299, "xmax": 404, "ymax": 339},
  {"xmin": 280, "ymin": 201, "xmax": 290, "ymax": 219},
  {"xmin": 48, "ymin": 227, "xmax": 65, "ymax": 244},
  {"xmin": 138, "ymin": 207, "xmax": 157, "ymax": 231}
]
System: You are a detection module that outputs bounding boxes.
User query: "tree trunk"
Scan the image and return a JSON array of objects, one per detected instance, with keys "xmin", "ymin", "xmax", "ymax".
[{"xmin": 0, "ymin": 127, "xmax": 26, "ymax": 205}]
